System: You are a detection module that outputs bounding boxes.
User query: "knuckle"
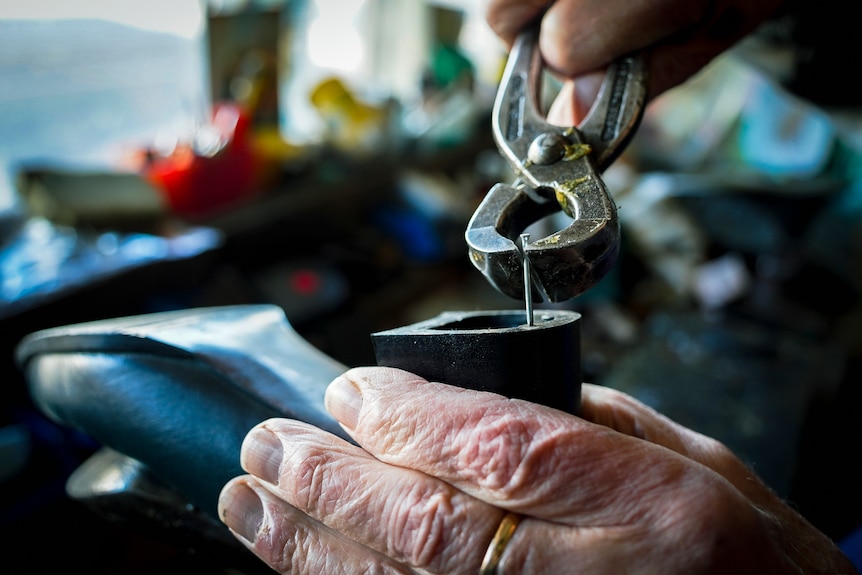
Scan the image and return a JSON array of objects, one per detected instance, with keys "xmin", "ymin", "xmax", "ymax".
[
  {"xmin": 459, "ymin": 409, "xmax": 565, "ymax": 500},
  {"xmin": 388, "ymin": 484, "xmax": 453, "ymax": 567},
  {"xmin": 252, "ymin": 511, "xmax": 302, "ymax": 573},
  {"xmin": 276, "ymin": 529, "xmax": 308, "ymax": 574},
  {"xmin": 285, "ymin": 445, "xmax": 340, "ymax": 515}
]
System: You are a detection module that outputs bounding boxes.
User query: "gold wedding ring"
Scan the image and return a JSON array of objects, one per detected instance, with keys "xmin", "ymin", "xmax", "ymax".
[{"xmin": 479, "ymin": 512, "xmax": 521, "ymax": 575}]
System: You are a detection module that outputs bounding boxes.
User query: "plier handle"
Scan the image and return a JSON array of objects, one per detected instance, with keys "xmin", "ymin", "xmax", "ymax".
[{"xmin": 466, "ymin": 26, "xmax": 648, "ymax": 302}]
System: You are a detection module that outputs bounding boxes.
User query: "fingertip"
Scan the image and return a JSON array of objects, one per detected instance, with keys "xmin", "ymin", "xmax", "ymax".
[
  {"xmin": 337, "ymin": 366, "xmax": 429, "ymax": 388},
  {"xmin": 218, "ymin": 477, "xmax": 264, "ymax": 544},
  {"xmin": 539, "ymin": 1, "xmax": 594, "ymax": 78},
  {"xmin": 546, "ymin": 74, "xmax": 604, "ymax": 126},
  {"xmin": 537, "ymin": 7, "xmax": 564, "ymax": 71},
  {"xmin": 240, "ymin": 426, "xmax": 284, "ymax": 484},
  {"xmin": 218, "ymin": 474, "xmax": 245, "ymax": 507},
  {"xmin": 325, "ymin": 373, "xmax": 363, "ymax": 431},
  {"xmin": 546, "ymin": 81, "xmax": 576, "ymax": 126},
  {"xmin": 485, "ymin": 0, "xmax": 550, "ymax": 47},
  {"xmin": 240, "ymin": 417, "xmax": 281, "ymax": 455},
  {"xmin": 326, "ymin": 366, "xmax": 434, "ymax": 426}
]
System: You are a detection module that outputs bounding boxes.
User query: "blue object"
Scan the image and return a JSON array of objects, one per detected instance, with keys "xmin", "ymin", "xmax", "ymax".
[
  {"xmin": 373, "ymin": 205, "xmax": 444, "ymax": 262},
  {"xmin": 840, "ymin": 524, "xmax": 862, "ymax": 571}
]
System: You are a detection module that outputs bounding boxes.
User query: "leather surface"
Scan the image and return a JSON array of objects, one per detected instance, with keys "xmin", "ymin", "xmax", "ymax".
[{"xmin": 16, "ymin": 304, "xmax": 350, "ymax": 518}]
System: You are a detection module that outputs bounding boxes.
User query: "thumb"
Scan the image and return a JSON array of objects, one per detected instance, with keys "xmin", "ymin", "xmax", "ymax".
[{"xmin": 546, "ymin": 74, "xmax": 605, "ymax": 126}]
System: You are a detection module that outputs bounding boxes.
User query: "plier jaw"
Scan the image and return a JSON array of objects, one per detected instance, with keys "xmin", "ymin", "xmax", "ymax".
[
  {"xmin": 467, "ymin": 181, "xmax": 620, "ymax": 303},
  {"xmin": 466, "ymin": 26, "xmax": 648, "ymax": 303}
]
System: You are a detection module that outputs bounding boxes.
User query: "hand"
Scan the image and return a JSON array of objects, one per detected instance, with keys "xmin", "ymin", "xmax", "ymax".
[
  {"xmin": 485, "ymin": 0, "xmax": 786, "ymax": 123},
  {"xmin": 218, "ymin": 366, "xmax": 854, "ymax": 574}
]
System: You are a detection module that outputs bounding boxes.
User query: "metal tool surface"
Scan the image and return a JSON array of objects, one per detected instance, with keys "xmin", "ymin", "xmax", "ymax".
[{"xmin": 466, "ymin": 26, "xmax": 647, "ymax": 302}]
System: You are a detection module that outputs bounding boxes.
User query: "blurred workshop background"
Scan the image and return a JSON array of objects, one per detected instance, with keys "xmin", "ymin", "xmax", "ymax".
[{"xmin": 1, "ymin": 0, "xmax": 862, "ymax": 572}]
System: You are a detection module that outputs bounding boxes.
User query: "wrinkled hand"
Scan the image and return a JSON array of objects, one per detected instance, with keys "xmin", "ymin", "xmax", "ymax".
[
  {"xmin": 486, "ymin": 0, "xmax": 786, "ymax": 123},
  {"xmin": 218, "ymin": 366, "xmax": 854, "ymax": 574}
]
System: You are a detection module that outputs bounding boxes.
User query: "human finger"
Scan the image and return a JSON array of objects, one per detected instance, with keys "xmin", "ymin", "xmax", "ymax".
[
  {"xmin": 579, "ymin": 382, "xmax": 783, "ymax": 506},
  {"xmin": 225, "ymin": 415, "xmax": 659, "ymax": 575},
  {"xmin": 542, "ymin": 47, "xmax": 714, "ymax": 126},
  {"xmin": 219, "ymin": 475, "xmax": 413, "ymax": 575},
  {"xmin": 580, "ymin": 381, "xmax": 720, "ymax": 460},
  {"xmin": 324, "ymin": 367, "xmax": 740, "ymax": 523},
  {"xmin": 488, "ymin": 0, "xmax": 713, "ymax": 124},
  {"xmin": 486, "ymin": 0, "xmax": 714, "ymax": 82},
  {"xmin": 234, "ymin": 418, "xmax": 506, "ymax": 574},
  {"xmin": 485, "ymin": 0, "xmax": 553, "ymax": 47},
  {"xmin": 538, "ymin": 0, "xmax": 713, "ymax": 79},
  {"xmin": 321, "ymin": 368, "xmax": 801, "ymax": 572},
  {"xmin": 544, "ymin": 75, "xmax": 602, "ymax": 126},
  {"xmin": 492, "ymin": 0, "xmax": 784, "ymax": 105}
]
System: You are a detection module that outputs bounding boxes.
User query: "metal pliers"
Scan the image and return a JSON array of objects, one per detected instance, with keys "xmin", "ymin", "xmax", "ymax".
[{"xmin": 466, "ymin": 26, "xmax": 648, "ymax": 302}]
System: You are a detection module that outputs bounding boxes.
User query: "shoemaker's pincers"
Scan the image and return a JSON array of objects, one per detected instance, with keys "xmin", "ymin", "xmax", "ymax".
[{"xmin": 466, "ymin": 26, "xmax": 648, "ymax": 302}]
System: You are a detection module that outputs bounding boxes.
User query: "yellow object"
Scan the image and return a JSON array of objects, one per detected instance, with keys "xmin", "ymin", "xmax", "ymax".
[
  {"xmin": 309, "ymin": 76, "xmax": 388, "ymax": 152},
  {"xmin": 479, "ymin": 512, "xmax": 521, "ymax": 575}
]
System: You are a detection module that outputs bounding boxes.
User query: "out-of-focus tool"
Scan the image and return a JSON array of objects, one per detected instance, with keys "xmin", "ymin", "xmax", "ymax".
[{"xmin": 466, "ymin": 26, "xmax": 648, "ymax": 302}]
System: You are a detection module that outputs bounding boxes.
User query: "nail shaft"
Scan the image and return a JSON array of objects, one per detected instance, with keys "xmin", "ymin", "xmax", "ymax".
[{"xmin": 521, "ymin": 233, "xmax": 534, "ymax": 326}]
